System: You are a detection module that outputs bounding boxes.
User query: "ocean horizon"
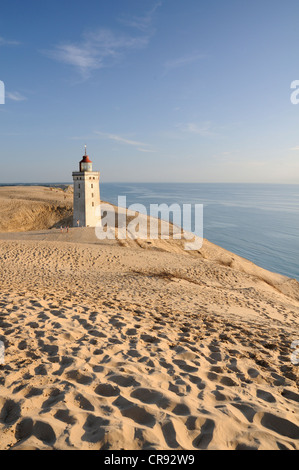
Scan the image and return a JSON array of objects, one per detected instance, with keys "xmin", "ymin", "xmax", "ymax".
[{"xmin": 1, "ymin": 182, "xmax": 298, "ymax": 281}]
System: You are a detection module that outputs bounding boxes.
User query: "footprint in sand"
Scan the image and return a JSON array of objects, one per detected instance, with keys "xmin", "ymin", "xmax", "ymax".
[
  {"xmin": 25, "ymin": 387, "xmax": 43, "ymax": 398},
  {"xmin": 15, "ymin": 419, "xmax": 56, "ymax": 446},
  {"xmin": 130, "ymin": 388, "xmax": 170, "ymax": 409},
  {"xmin": 281, "ymin": 389, "xmax": 299, "ymax": 403},
  {"xmin": 74, "ymin": 393, "xmax": 94, "ymax": 411},
  {"xmin": 256, "ymin": 389, "xmax": 276, "ymax": 403},
  {"xmin": 42, "ymin": 388, "xmax": 65, "ymax": 411},
  {"xmin": 66, "ymin": 370, "xmax": 93, "ymax": 385},
  {"xmin": 192, "ymin": 418, "xmax": 215, "ymax": 449},
  {"xmin": 81, "ymin": 414, "xmax": 109, "ymax": 444},
  {"xmin": 172, "ymin": 403, "xmax": 191, "ymax": 416},
  {"xmin": 108, "ymin": 374, "xmax": 140, "ymax": 388},
  {"xmin": 113, "ymin": 396, "xmax": 156, "ymax": 428},
  {"xmin": 54, "ymin": 409, "xmax": 77, "ymax": 425},
  {"xmin": 161, "ymin": 420, "xmax": 179, "ymax": 449},
  {"xmin": 0, "ymin": 398, "xmax": 21, "ymax": 425},
  {"xmin": 95, "ymin": 383, "xmax": 120, "ymax": 397},
  {"xmin": 259, "ymin": 412, "xmax": 299, "ymax": 440}
]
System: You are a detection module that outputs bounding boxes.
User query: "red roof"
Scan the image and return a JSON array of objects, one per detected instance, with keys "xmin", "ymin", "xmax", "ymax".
[{"xmin": 80, "ymin": 155, "xmax": 92, "ymax": 163}]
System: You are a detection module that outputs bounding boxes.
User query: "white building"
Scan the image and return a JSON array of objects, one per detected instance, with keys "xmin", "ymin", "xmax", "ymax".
[{"xmin": 72, "ymin": 146, "xmax": 101, "ymax": 227}]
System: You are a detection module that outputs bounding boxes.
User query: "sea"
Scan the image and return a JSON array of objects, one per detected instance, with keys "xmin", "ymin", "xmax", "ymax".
[{"xmin": 1, "ymin": 183, "xmax": 298, "ymax": 281}]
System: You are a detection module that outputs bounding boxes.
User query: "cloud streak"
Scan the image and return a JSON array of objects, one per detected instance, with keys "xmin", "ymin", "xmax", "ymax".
[
  {"xmin": 45, "ymin": 3, "xmax": 162, "ymax": 78},
  {"xmin": 6, "ymin": 91, "xmax": 27, "ymax": 102},
  {"xmin": 163, "ymin": 52, "xmax": 205, "ymax": 75},
  {"xmin": 118, "ymin": 2, "xmax": 162, "ymax": 33},
  {"xmin": 45, "ymin": 28, "xmax": 150, "ymax": 78},
  {"xmin": 0, "ymin": 36, "xmax": 20, "ymax": 47},
  {"xmin": 176, "ymin": 121, "xmax": 216, "ymax": 137},
  {"xmin": 95, "ymin": 131, "xmax": 154, "ymax": 153}
]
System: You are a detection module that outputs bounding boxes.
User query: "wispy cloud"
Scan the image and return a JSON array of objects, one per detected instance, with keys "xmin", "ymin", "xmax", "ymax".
[
  {"xmin": 45, "ymin": 28, "xmax": 150, "ymax": 78},
  {"xmin": 6, "ymin": 91, "xmax": 27, "ymax": 102},
  {"xmin": 136, "ymin": 147, "xmax": 156, "ymax": 153},
  {"xmin": 45, "ymin": 3, "xmax": 161, "ymax": 78},
  {"xmin": 118, "ymin": 2, "xmax": 162, "ymax": 33},
  {"xmin": 290, "ymin": 146, "xmax": 299, "ymax": 151},
  {"xmin": 97, "ymin": 132, "xmax": 146, "ymax": 147},
  {"xmin": 0, "ymin": 36, "xmax": 20, "ymax": 47},
  {"xmin": 176, "ymin": 121, "xmax": 215, "ymax": 137},
  {"xmin": 95, "ymin": 131, "xmax": 154, "ymax": 153},
  {"xmin": 163, "ymin": 52, "xmax": 205, "ymax": 75}
]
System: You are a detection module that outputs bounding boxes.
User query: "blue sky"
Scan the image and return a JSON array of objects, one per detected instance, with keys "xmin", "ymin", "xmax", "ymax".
[{"xmin": 1, "ymin": 0, "xmax": 299, "ymax": 183}]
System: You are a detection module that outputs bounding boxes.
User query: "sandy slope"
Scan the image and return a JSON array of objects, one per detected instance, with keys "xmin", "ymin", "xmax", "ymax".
[
  {"xmin": 0, "ymin": 187, "xmax": 298, "ymax": 450},
  {"xmin": 0, "ymin": 186, "xmax": 73, "ymax": 232}
]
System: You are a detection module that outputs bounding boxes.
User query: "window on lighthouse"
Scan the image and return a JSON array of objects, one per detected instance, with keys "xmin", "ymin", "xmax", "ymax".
[{"xmin": 80, "ymin": 162, "xmax": 92, "ymax": 172}]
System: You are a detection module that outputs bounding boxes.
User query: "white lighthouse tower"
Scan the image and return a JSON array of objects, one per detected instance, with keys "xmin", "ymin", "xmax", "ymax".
[{"xmin": 72, "ymin": 146, "xmax": 101, "ymax": 227}]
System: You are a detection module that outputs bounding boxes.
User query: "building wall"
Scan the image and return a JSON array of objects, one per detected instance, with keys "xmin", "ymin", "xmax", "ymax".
[{"xmin": 72, "ymin": 171, "xmax": 101, "ymax": 227}]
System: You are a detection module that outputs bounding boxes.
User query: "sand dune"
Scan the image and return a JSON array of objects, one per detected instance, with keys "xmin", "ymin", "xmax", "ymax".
[
  {"xmin": 0, "ymin": 186, "xmax": 298, "ymax": 450},
  {"xmin": 0, "ymin": 186, "xmax": 73, "ymax": 232}
]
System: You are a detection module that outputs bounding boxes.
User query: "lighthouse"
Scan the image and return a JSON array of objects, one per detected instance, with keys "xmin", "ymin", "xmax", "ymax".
[{"xmin": 72, "ymin": 146, "xmax": 101, "ymax": 227}]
